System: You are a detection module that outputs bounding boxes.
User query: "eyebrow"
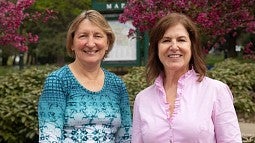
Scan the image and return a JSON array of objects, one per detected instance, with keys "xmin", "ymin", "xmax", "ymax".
[
  {"xmin": 76, "ymin": 31, "xmax": 105, "ymax": 35},
  {"xmin": 162, "ymin": 35, "xmax": 188, "ymax": 39}
]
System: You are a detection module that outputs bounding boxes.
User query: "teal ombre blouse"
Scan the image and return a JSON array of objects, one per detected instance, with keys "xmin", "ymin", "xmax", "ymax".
[{"xmin": 38, "ymin": 65, "xmax": 132, "ymax": 143}]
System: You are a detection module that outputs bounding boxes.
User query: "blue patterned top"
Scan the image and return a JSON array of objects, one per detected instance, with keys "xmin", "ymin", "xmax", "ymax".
[{"xmin": 38, "ymin": 65, "xmax": 132, "ymax": 143}]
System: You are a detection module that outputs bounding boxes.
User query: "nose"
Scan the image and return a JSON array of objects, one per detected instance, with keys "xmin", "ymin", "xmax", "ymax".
[
  {"xmin": 85, "ymin": 36, "xmax": 96, "ymax": 47},
  {"xmin": 170, "ymin": 40, "xmax": 179, "ymax": 51}
]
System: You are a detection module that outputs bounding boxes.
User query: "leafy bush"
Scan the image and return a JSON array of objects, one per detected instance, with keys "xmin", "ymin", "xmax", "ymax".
[
  {"xmin": 122, "ymin": 66, "xmax": 147, "ymax": 111},
  {"xmin": 0, "ymin": 62, "xmax": 255, "ymax": 142},
  {"xmin": 0, "ymin": 65, "xmax": 58, "ymax": 143},
  {"xmin": 208, "ymin": 58, "xmax": 255, "ymax": 120}
]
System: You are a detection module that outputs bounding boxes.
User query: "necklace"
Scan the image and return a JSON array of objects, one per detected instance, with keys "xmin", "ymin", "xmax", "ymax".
[
  {"xmin": 82, "ymin": 69, "xmax": 102, "ymax": 81},
  {"xmin": 69, "ymin": 63, "xmax": 104, "ymax": 92}
]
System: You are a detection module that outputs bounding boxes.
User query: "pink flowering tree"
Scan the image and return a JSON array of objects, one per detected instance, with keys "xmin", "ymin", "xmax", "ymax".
[
  {"xmin": 0, "ymin": 0, "xmax": 55, "ymax": 53},
  {"xmin": 119, "ymin": 0, "xmax": 255, "ymax": 57}
]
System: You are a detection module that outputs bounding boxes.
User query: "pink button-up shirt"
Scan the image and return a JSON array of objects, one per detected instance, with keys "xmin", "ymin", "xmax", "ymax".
[{"xmin": 132, "ymin": 70, "xmax": 242, "ymax": 143}]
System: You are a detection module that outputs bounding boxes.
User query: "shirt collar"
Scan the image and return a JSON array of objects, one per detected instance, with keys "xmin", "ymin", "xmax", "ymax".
[{"xmin": 154, "ymin": 69, "xmax": 196, "ymax": 90}]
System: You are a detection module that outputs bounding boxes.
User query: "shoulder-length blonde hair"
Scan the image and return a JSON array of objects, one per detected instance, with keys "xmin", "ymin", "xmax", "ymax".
[
  {"xmin": 66, "ymin": 10, "xmax": 115, "ymax": 58},
  {"xmin": 146, "ymin": 13, "xmax": 206, "ymax": 84}
]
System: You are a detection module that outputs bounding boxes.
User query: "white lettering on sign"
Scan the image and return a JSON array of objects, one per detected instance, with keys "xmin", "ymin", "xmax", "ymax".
[
  {"xmin": 121, "ymin": 3, "xmax": 125, "ymax": 8},
  {"xmin": 106, "ymin": 4, "xmax": 112, "ymax": 9},
  {"xmin": 114, "ymin": 4, "xmax": 119, "ymax": 9},
  {"xmin": 106, "ymin": 3, "xmax": 126, "ymax": 10}
]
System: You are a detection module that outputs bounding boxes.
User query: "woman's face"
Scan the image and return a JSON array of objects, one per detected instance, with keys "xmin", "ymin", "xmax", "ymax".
[
  {"xmin": 158, "ymin": 23, "xmax": 191, "ymax": 74},
  {"xmin": 72, "ymin": 19, "xmax": 108, "ymax": 65}
]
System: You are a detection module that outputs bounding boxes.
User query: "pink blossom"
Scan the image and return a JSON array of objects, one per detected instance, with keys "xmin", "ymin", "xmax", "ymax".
[
  {"xmin": 120, "ymin": 0, "xmax": 255, "ymax": 50},
  {"xmin": 0, "ymin": 0, "xmax": 55, "ymax": 52}
]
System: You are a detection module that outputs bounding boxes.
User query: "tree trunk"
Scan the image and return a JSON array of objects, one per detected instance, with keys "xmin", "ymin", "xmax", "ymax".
[
  {"xmin": 2, "ymin": 55, "xmax": 8, "ymax": 66},
  {"xmin": 223, "ymin": 32, "xmax": 238, "ymax": 58},
  {"xmin": 19, "ymin": 52, "xmax": 24, "ymax": 70},
  {"xmin": 13, "ymin": 54, "xmax": 17, "ymax": 65}
]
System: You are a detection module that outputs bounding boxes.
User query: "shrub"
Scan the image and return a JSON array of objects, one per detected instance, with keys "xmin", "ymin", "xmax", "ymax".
[
  {"xmin": 0, "ymin": 62, "xmax": 255, "ymax": 142},
  {"xmin": 207, "ymin": 58, "xmax": 255, "ymax": 120},
  {"xmin": 122, "ymin": 66, "xmax": 147, "ymax": 111},
  {"xmin": 0, "ymin": 65, "xmax": 58, "ymax": 143}
]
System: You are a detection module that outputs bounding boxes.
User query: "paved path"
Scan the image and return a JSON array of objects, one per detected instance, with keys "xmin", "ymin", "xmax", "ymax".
[{"xmin": 239, "ymin": 122, "xmax": 255, "ymax": 136}]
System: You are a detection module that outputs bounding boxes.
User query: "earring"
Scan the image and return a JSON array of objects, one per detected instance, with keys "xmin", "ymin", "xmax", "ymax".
[{"xmin": 103, "ymin": 50, "xmax": 109, "ymax": 59}]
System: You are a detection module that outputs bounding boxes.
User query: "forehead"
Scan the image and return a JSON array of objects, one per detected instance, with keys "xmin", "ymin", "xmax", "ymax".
[
  {"xmin": 163, "ymin": 23, "xmax": 189, "ymax": 37},
  {"xmin": 76, "ymin": 19, "xmax": 105, "ymax": 34}
]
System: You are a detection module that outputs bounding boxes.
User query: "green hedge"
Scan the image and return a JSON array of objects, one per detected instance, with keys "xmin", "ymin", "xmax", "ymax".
[
  {"xmin": 121, "ymin": 67, "xmax": 147, "ymax": 111},
  {"xmin": 0, "ymin": 60, "xmax": 255, "ymax": 142},
  {"xmin": 207, "ymin": 59, "xmax": 255, "ymax": 120},
  {"xmin": 0, "ymin": 65, "xmax": 58, "ymax": 143}
]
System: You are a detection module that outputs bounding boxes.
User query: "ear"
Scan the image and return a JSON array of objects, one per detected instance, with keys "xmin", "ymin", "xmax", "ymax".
[
  {"xmin": 106, "ymin": 40, "xmax": 110, "ymax": 50},
  {"xmin": 71, "ymin": 45, "xmax": 74, "ymax": 51},
  {"xmin": 103, "ymin": 50, "xmax": 109, "ymax": 59}
]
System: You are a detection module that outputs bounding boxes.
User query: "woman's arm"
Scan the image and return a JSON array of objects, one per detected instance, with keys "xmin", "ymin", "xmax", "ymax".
[
  {"xmin": 131, "ymin": 94, "xmax": 144, "ymax": 143},
  {"xmin": 212, "ymin": 83, "xmax": 242, "ymax": 143},
  {"xmin": 116, "ymin": 81, "xmax": 132, "ymax": 143},
  {"xmin": 38, "ymin": 75, "xmax": 66, "ymax": 143}
]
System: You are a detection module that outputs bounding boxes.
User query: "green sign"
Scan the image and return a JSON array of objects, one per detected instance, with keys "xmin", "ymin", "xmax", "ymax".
[
  {"xmin": 92, "ymin": 0, "xmax": 126, "ymax": 13},
  {"xmin": 92, "ymin": 0, "xmax": 146, "ymax": 67}
]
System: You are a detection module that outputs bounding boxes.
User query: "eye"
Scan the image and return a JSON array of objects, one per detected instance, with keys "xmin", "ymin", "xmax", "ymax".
[
  {"xmin": 178, "ymin": 38, "xmax": 187, "ymax": 42},
  {"xmin": 96, "ymin": 35, "xmax": 102, "ymax": 38},
  {"xmin": 78, "ymin": 34, "xmax": 88, "ymax": 38},
  {"xmin": 93, "ymin": 34, "xmax": 103, "ymax": 39},
  {"xmin": 161, "ymin": 38, "xmax": 171, "ymax": 43},
  {"xmin": 163, "ymin": 40, "xmax": 170, "ymax": 43}
]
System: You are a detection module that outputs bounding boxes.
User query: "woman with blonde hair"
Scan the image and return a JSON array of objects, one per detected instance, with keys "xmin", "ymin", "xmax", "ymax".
[{"xmin": 38, "ymin": 10, "xmax": 132, "ymax": 143}]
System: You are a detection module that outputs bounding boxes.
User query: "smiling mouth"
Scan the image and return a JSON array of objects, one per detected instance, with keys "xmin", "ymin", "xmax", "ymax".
[
  {"xmin": 168, "ymin": 54, "xmax": 182, "ymax": 58},
  {"xmin": 84, "ymin": 50, "xmax": 99, "ymax": 55}
]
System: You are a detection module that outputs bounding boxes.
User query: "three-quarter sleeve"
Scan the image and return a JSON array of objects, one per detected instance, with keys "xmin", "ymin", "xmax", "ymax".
[
  {"xmin": 38, "ymin": 75, "xmax": 66, "ymax": 143},
  {"xmin": 212, "ymin": 83, "xmax": 242, "ymax": 143},
  {"xmin": 115, "ymin": 81, "xmax": 132, "ymax": 143}
]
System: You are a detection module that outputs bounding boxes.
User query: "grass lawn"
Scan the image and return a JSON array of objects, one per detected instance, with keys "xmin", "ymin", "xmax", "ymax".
[
  {"xmin": 0, "ymin": 66, "xmax": 19, "ymax": 76},
  {"xmin": 205, "ymin": 52, "xmax": 225, "ymax": 67}
]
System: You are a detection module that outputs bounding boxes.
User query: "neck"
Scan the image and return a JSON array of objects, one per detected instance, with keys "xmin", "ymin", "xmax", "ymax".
[
  {"xmin": 163, "ymin": 69, "xmax": 188, "ymax": 87},
  {"xmin": 70, "ymin": 61, "xmax": 102, "ymax": 80}
]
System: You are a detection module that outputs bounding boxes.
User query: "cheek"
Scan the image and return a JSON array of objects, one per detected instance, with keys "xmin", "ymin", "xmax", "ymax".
[
  {"xmin": 72, "ymin": 39, "xmax": 84, "ymax": 48},
  {"xmin": 158, "ymin": 49, "xmax": 165, "ymax": 63},
  {"xmin": 99, "ymin": 41, "xmax": 109, "ymax": 50},
  {"xmin": 158, "ymin": 45, "xmax": 168, "ymax": 57},
  {"xmin": 188, "ymin": 47, "xmax": 192, "ymax": 58},
  {"xmin": 104, "ymin": 42, "xmax": 109, "ymax": 50},
  {"xmin": 185, "ymin": 49, "xmax": 192, "ymax": 62}
]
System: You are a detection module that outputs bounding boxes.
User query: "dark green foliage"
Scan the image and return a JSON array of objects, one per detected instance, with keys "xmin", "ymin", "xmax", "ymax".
[
  {"xmin": 208, "ymin": 59, "xmax": 255, "ymax": 120},
  {"xmin": 122, "ymin": 67, "xmax": 147, "ymax": 111},
  {"xmin": 0, "ymin": 65, "xmax": 58, "ymax": 143},
  {"xmin": 30, "ymin": 0, "xmax": 91, "ymax": 65},
  {"xmin": 0, "ymin": 62, "xmax": 254, "ymax": 142}
]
